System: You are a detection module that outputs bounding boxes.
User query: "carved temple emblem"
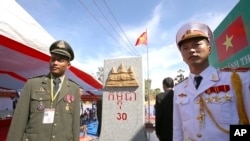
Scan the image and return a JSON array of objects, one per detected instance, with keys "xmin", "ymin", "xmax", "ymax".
[{"xmin": 106, "ymin": 62, "xmax": 139, "ymax": 87}]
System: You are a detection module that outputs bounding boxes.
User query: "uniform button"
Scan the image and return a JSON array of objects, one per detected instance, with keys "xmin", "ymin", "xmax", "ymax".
[
  {"xmin": 52, "ymin": 135, "xmax": 55, "ymax": 139},
  {"xmin": 55, "ymin": 112, "xmax": 59, "ymax": 115},
  {"xmin": 197, "ymin": 133, "xmax": 202, "ymax": 138},
  {"xmin": 54, "ymin": 123, "xmax": 57, "ymax": 127}
]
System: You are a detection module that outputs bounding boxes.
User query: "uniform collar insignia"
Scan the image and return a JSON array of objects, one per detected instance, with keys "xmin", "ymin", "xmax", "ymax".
[
  {"xmin": 211, "ymin": 74, "xmax": 218, "ymax": 81},
  {"xmin": 211, "ymin": 70, "xmax": 220, "ymax": 81}
]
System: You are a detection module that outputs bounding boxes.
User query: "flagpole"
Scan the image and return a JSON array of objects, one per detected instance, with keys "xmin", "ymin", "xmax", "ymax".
[
  {"xmin": 134, "ymin": 29, "xmax": 151, "ymax": 125},
  {"xmin": 146, "ymin": 29, "xmax": 151, "ymax": 124}
]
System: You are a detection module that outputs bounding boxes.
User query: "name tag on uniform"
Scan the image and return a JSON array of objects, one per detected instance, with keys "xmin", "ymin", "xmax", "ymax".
[{"xmin": 42, "ymin": 108, "xmax": 55, "ymax": 124}]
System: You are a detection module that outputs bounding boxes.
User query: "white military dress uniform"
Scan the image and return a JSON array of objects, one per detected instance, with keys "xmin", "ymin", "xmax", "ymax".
[
  {"xmin": 173, "ymin": 22, "xmax": 250, "ymax": 141},
  {"xmin": 173, "ymin": 66, "xmax": 250, "ymax": 141}
]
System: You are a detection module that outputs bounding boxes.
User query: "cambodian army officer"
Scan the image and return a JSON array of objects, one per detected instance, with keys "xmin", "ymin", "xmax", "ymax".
[
  {"xmin": 173, "ymin": 22, "xmax": 250, "ymax": 141},
  {"xmin": 7, "ymin": 40, "xmax": 80, "ymax": 141}
]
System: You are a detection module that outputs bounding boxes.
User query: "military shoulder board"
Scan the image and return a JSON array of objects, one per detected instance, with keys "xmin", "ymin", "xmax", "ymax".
[
  {"xmin": 175, "ymin": 77, "xmax": 188, "ymax": 86},
  {"xmin": 28, "ymin": 74, "xmax": 46, "ymax": 79},
  {"xmin": 68, "ymin": 79, "xmax": 80, "ymax": 86}
]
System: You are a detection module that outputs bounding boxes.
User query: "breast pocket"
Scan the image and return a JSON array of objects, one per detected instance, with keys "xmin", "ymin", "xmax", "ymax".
[
  {"xmin": 30, "ymin": 92, "xmax": 50, "ymax": 112},
  {"xmin": 220, "ymin": 101, "xmax": 237, "ymax": 123},
  {"xmin": 207, "ymin": 93, "xmax": 238, "ymax": 124},
  {"xmin": 176, "ymin": 96, "xmax": 191, "ymax": 121}
]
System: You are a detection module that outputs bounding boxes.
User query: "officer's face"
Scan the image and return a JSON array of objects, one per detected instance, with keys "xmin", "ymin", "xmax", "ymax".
[
  {"xmin": 179, "ymin": 38, "xmax": 211, "ymax": 67},
  {"xmin": 49, "ymin": 54, "xmax": 71, "ymax": 77}
]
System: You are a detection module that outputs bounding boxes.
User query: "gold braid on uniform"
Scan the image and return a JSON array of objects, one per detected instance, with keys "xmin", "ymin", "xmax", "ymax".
[
  {"xmin": 231, "ymin": 70, "xmax": 249, "ymax": 125},
  {"xmin": 199, "ymin": 96, "xmax": 229, "ymax": 134}
]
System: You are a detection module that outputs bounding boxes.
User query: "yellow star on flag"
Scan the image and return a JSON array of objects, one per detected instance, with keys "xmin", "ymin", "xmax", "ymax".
[
  {"xmin": 139, "ymin": 37, "xmax": 146, "ymax": 42},
  {"xmin": 135, "ymin": 31, "xmax": 148, "ymax": 46},
  {"xmin": 223, "ymin": 34, "xmax": 233, "ymax": 51}
]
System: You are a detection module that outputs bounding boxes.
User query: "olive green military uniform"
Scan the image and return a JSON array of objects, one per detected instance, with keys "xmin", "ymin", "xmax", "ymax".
[{"xmin": 7, "ymin": 74, "xmax": 80, "ymax": 141}]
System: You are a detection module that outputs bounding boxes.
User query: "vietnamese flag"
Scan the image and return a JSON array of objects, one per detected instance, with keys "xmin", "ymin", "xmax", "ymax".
[
  {"xmin": 216, "ymin": 16, "xmax": 248, "ymax": 62},
  {"xmin": 135, "ymin": 31, "xmax": 148, "ymax": 46}
]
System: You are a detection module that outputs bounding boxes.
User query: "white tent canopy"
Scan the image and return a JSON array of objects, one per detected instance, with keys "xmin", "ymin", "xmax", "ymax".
[{"xmin": 0, "ymin": 0, "xmax": 103, "ymax": 96}]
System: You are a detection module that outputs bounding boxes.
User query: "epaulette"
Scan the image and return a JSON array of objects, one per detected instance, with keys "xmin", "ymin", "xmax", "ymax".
[
  {"xmin": 28, "ymin": 74, "xmax": 47, "ymax": 79},
  {"xmin": 68, "ymin": 79, "xmax": 79, "ymax": 86},
  {"xmin": 174, "ymin": 77, "xmax": 188, "ymax": 86},
  {"xmin": 220, "ymin": 67, "xmax": 250, "ymax": 72}
]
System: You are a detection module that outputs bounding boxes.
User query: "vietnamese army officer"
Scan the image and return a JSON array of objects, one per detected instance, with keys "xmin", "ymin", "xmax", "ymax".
[{"xmin": 173, "ymin": 22, "xmax": 250, "ymax": 141}]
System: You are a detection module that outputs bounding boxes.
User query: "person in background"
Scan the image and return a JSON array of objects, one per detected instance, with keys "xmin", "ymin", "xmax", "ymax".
[
  {"xmin": 155, "ymin": 77, "xmax": 174, "ymax": 141},
  {"xmin": 7, "ymin": 40, "xmax": 80, "ymax": 141},
  {"xmin": 96, "ymin": 96, "xmax": 102, "ymax": 137},
  {"xmin": 80, "ymin": 124, "xmax": 88, "ymax": 138},
  {"xmin": 173, "ymin": 22, "xmax": 250, "ymax": 141}
]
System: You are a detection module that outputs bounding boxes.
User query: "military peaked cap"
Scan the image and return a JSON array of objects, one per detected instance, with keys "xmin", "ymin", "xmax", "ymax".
[
  {"xmin": 176, "ymin": 22, "xmax": 213, "ymax": 48},
  {"xmin": 49, "ymin": 40, "xmax": 74, "ymax": 61}
]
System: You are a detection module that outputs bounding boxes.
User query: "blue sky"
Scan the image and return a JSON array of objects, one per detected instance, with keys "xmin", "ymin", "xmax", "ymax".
[{"xmin": 16, "ymin": 0, "xmax": 239, "ymax": 91}]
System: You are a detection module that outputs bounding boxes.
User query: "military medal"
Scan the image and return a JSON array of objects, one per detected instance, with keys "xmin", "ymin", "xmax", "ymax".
[
  {"xmin": 205, "ymin": 91, "xmax": 213, "ymax": 103},
  {"xmin": 205, "ymin": 92, "xmax": 212, "ymax": 103},
  {"xmin": 205, "ymin": 96, "xmax": 213, "ymax": 103},
  {"xmin": 65, "ymin": 94, "xmax": 75, "ymax": 103},
  {"xmin": 70, "ymin": 95, "xmax": 75, "ymax": 102},
  {"xmin": 65, "ymin": 95, "xmax": 71, "ymax": 111},
  {"xmin": 205, "ymin": 85, "xmax": 230, "ymax": 103},
  {"xmin": 66, "ymin": 95, "xmax": 71, "ymax": 102},
  {"xmin": 37, "ymin": 102, "xmax": 45, "ymax": 111},
  {"xmin": 65, "ymin": 103, "xmax": 69, "ymax": 111},
  {"xmin": 213, "ymin": 95, "xmax": 221, "ymax": 103},
  {"xmin": 223, "ymin": 93, "xmax": 232, "ymax": 102},
  {"xmin": 64, "ymin": 94, "xmax": 75, "ymax": 111}
]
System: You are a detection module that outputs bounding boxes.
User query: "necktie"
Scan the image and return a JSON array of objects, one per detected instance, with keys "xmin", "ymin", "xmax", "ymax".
[
  {"xmin": 194, "ymin": 76, "xmax": 202, "ymax": 89},
  {"xmin": 53, "ymin": 77, "xmax": 61, "ymax": 94}
]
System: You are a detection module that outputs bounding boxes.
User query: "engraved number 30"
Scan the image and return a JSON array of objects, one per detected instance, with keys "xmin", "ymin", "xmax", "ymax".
[{"xmin": 116, "ymin": 113, "xmax": 127, "ymax": 120}]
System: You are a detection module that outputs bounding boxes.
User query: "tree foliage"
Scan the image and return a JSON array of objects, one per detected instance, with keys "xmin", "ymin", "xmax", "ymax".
[{"xmin": 96, "ymin": 66, "xmax": 104, "ymax": 82}]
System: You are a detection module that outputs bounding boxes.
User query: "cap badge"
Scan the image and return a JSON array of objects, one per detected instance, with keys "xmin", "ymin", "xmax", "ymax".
[
  {"xmin": 57, "ymin": 41, "xmax": 66, "ymax": 48},
  {"xmin": 186, "ymin": 29, "xmax": 192, "ymax": 34},
  {"xmin": 181, "ymin": 30, "xmax": 193, "ymax": 39}
]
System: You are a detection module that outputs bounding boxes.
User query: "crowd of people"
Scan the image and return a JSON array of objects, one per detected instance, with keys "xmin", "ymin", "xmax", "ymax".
[
  {"xmin": 80, "ymin": 104, "xmax": 98, "ymax": 140},
  {"xmin": 6, "ymin": 21, "xmax": 250, "ymax": 141},
  {"xmin": 81, "ymin": 107, "xmax": 97, "ymax": 126}
]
